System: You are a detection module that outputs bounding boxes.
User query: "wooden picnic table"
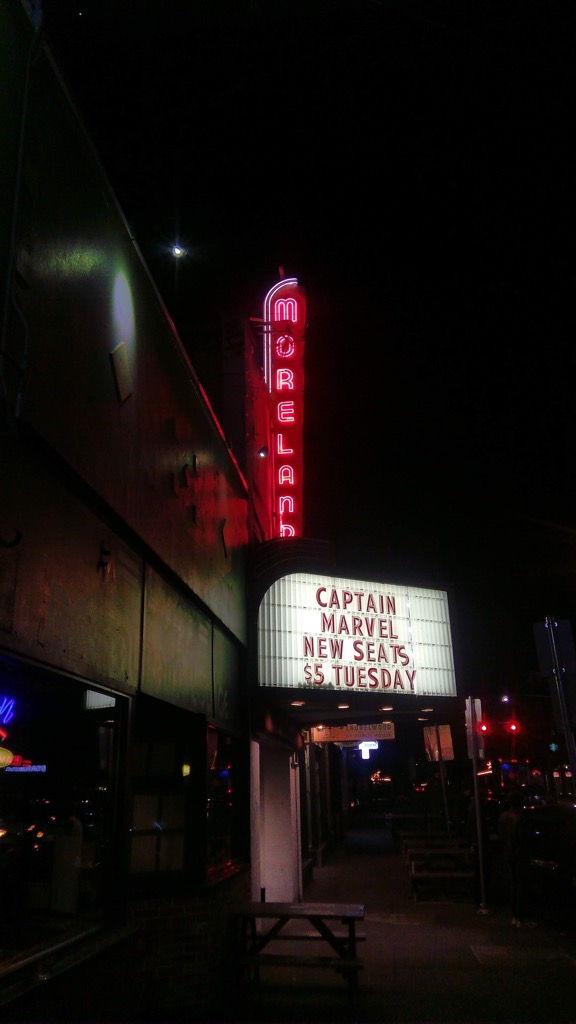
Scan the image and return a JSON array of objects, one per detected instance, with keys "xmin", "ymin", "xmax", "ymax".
[
  {"xmin": 401, "ymin": 834, "xmax": 469, "ymax": 856},
  {"xmin": 233, "ymin": 900, "xmax": 365, "ymax": 1006},
  {"xmin": 407, "ymin": 846, "xmax": 475, "ymax": 900}
]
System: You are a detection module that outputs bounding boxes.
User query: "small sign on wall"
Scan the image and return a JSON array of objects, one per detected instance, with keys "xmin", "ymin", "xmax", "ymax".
[
  {"xmin": 311, "ymin": 722, "xmax": 395, "ymax": 743},
  {"xmin": 423, "ymin": 724, "xmax": 454, "ymax": 761}
]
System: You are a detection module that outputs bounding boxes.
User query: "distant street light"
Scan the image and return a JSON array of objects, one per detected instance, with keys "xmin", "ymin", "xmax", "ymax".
[{"xmin": 169, "ymin": 243, "xmax": 188, "ymax": 297}]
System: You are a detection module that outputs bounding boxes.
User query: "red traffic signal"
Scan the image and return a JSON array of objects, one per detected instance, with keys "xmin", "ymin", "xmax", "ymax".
[
  {"xmin": 477, "ymin": 721, "xmax": 489, "ymax": 734},
  {"xmin": 505, "ymin": 720, "xmax": 520, "ymax": 734}
]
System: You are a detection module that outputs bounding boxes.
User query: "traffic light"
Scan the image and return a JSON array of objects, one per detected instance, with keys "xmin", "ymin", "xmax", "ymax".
[
  {"xmin": 477, "ymin": 720, "xmax": 490, "ymax": 735},
  {"xmin": 505, "ymin": 720, "xmax": 520, "ymax": 734}
]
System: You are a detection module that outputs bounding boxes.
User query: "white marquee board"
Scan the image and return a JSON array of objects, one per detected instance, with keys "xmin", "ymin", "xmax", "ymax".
[{"xmin": 258, "ymin": 573, "xmax": 456, "ymax": 697}]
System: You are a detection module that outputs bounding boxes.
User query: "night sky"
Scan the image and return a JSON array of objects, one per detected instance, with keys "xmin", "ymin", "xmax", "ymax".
[{"xmin": 41, "ymin": 0, "xmax": 576, "ymax": 694}]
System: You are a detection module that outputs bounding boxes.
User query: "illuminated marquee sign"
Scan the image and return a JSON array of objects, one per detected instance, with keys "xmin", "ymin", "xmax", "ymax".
[
  {"xmin": 263, "ymin": 277, "xmax": 306, "ymax": 538},
  {"xmin": 258, "ymin": 573, "xmax": 456, "ymax": 697}
]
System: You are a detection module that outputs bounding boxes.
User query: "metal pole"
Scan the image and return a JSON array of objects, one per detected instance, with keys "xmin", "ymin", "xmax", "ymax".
[
  {"xmin": 434, "ymin": 723, "xmax": 452, "ymax": 839},
  {"xmin": 469, "ymin": 696, "xmax": 488, "ymax": 914},
  {"xmin": 545, "ymin": 616, "xmax": 576, "ymax": 780}
]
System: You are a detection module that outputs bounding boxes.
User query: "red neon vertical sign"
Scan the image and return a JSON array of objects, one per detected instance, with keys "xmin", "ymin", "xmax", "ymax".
[{"xmin": 263, "ymin": 278, "xmax": 306, "ymax": 538}]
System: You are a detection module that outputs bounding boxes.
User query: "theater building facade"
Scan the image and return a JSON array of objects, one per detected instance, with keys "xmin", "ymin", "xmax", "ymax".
[
  {"xmin": 242, "ymin": 279, "xmax": 459, "ymax": 905},
  {"xmin": 247, "ymin": 560, "xmax": 459, "ymax": 903},
  {"xmin": 1, "ymin": 4, "xmax": 250, "ymax": 1016},
  {"xmin": 2, "ymin": 5, "xmax": 461, "ymax": 1018}
]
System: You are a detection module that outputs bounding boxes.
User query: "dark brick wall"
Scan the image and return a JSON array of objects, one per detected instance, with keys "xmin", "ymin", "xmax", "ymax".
[
  {"xmin": 7, "ymin": 869, "xmax": 252, "ymax": 1022},
  {"xmin": 125, "ymin": 870, "xmax": 252, "ymax": 1017}
]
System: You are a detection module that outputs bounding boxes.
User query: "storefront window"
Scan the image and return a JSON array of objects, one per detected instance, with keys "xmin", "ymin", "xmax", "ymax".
[
  {"xmin": 206, "ymin": 729, "xmax": 233, "ymax": 873},
  {"xmin": 130, "ymin": 791, "xmax": 186, "ymax": 873},
  {"xmin": 129, "ymin": 696, "xmax": 204, "ymax": 885},
  {"xmin": 128, "ymin": 699, "xmax": 247, "ymax": 888},
  {"xmin": 0, "ymin": 658, "xmax": 124, "ymax": 965}
]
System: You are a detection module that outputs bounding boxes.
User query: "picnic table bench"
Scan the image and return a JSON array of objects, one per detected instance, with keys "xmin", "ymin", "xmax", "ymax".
[
  {"xmin": 401, "ymin": 834, "xmax": 469, "ymax": 857},
  {"xmin": 233, "ymin": 900, "xmax": 365, "ymax": 1007},
  {"xmin": 386, "ymin": 812, "xmax": 443, "ymax": 836},
  {"xmin": 407, "ymin": 846, "xmax": 475, "ymax": 900}
]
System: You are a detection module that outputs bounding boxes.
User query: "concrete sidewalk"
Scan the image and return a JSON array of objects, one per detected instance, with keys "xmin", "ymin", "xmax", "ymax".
[
  {"xmin": 7, "ymin": 815, "xmax": 576, "ymax": 1023},
  {"xmin": 230, "ymin": 816, "xmax": 576, "ymax": 1024}
]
